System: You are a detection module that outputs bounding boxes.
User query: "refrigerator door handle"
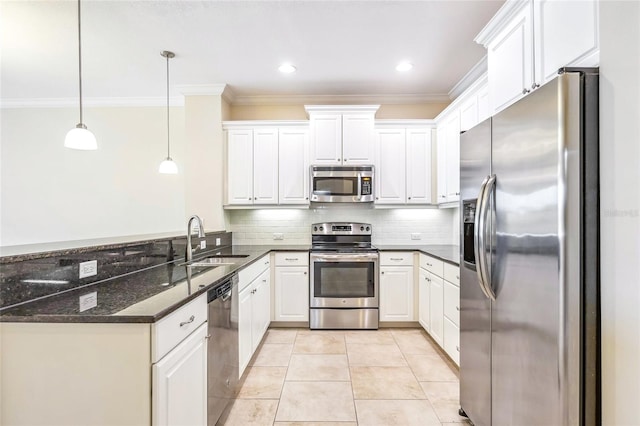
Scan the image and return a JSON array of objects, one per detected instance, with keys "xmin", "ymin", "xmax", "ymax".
[
  {"xmin": 474, "ymin": 175, "xmax": 493, "ymax": 300},
  {"xmin": 478, "ymin": 174, "xmax": 497, "ymax": 301}
]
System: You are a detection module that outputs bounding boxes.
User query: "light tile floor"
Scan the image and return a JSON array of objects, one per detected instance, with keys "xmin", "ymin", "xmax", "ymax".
[{"xmin": 218, "ymin": 328, "xmax": 470, "ymax": 426}]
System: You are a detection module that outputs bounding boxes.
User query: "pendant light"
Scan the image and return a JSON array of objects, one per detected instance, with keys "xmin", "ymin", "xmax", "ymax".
[
  {"xmin": 158, "ymin": 50, "xmax": 178, "ymax": 174},
  {"xmin": 64, "ymin": 0, "xmax": 97, "ymax": 150}
]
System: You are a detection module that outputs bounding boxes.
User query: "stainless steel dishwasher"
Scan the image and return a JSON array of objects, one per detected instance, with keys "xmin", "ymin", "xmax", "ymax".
[{"xmin": 207, "ymin": 273, "xmax": 239, "ymax": 425}]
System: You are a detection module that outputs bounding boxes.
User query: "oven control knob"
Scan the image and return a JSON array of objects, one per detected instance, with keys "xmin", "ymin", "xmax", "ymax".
[
  {"xmin": 313, "ymin": 226, "xmax": 318, "ymax": 231},
  {"xmin": 366, "ymin": 226, "xmax": 370, "ymax": 231},
  {"xmin": 360, "ymin": 226, "xmax": 364, "ymax": 231},
  {"xmin": 342, "ymin": 299, "xmax": 347, "ymax": 304},
  {"xmin": 319, "ymin": 226, "xmax": 324, "ymax": 231}
]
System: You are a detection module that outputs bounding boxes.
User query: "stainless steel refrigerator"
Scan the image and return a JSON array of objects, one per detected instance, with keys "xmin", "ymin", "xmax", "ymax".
[{"xmin": 459, "ymin": 69, "xmax": 600, "ymax": 426}]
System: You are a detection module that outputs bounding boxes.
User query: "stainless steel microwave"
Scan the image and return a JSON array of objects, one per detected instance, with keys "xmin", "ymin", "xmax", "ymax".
[{"xmin": 310, "ymin": 165, "xmax": 374, "ymax": 202}]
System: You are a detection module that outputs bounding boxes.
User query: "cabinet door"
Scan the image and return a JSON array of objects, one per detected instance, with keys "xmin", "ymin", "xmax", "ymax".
[
  {"xmin": 342, "ymin": 113, "xmax": 375, "ymax": 164},
  {"xmin": 487, "ymin": 4, "xmax": 533, "ymax": 114},
  {"xmin": 443, "ymin": 317, "xmax": 460, "ymax": 366},
  {"xmin": 436, "ymin": 125, "xmax": 448, "ymax": 204},
  {"xmin": 429, "ymin": 272, "xmax": 444, "ymax": 346},
  {"xmin": 379, "ymin": 266, "xmax": 414, "ymax": 321},
  {"xmin": 274, "ymin": 266, "xmax": 309, "ymax": 321},
  {"xmin": 253, "ymin": 128, "xmax": 279, "ymax": 204},
  {"xmin": 310, "ymin": 114, "xmax": 342, "ymax": 165},
  {"xmin": 375, "ymin": 129, "xmax": 406, "ymax": 204},
  {"xmin": 445, "ymin": 114, "xmax": 460, "ymax": 203},
  {"xmin": 227, "ymin": 129, "xmax": 253, "ymax": 205},
  {"xmin": 444, "ymin": 280, "xmax": 460, "ymax": 327},
  {"xmin": 477, "ymin": 83, "xmax": 490, "ymax": 123},
  {"xmin": 534, "ymin": 0, "xmax": 599, "ymax": 85},
  {"xmin": 459, "ymin": 97, "xmax": 479, "ymax": 132},
  {"xmin": 279, "ymin": 127, "xmax": 310, "ymax": 204},
  {"xmin": 418, "ymin": 267, "xmax": 430, "ymax": 332},
  {"xmin": 406, "ymin": 128, "xmax": 432, "ymax": 204},
  {"xmin": 252, "ymin": 269, "xmax": 271, "ymax": 351},
  {"xmin": 238, "ymin": 284, "xmax": 253, "ymax": 378},
  {"xmin": 153, "ymin": 322, "xmax": 207, "ymax": 426}
]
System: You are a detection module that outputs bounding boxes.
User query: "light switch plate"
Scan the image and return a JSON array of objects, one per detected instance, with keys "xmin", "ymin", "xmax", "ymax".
[
  {"xmin": 273, "ymin": 233, "xmax": 284, "ymax": 240},
  {"xmin": 79, "ymin": 292, "xmax": 97, "ymax": 312},
  {"xmin": 411, "ymin": 233, "xmax": 422, "ymax": 240},
  {"xmin": 200, "ymin": 240, "xmax": 207, "ymax": 249},
  {"xmin": 215, "ymin": 238, "xmax": 221, "ymax": 246},
  {"xmin": 79, "ymin": 260, "xmax": 98, "ymax": 278}
]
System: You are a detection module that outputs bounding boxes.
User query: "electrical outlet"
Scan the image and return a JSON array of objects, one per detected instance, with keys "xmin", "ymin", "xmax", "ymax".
[
  {"xmin": 79, "ymin": 292, "xmax": 97, "ymax": 312},
  {"xmin": 215, "ymin": 237, "xmax": 221, "ymax": 246},
  {"xmin": 200, "ymin": 240, "xmax": 206, "ymax": 250},
  {"xmin": 273, "ymin": 233, "xmax": 284, "ymax": 240},
  {"xmin": 79, "ymin": 260, "xmax": 98, "ymax": 278},
  {"xmin": 411, "ymin": 233, "xmax": 422, "ymax": 240}
]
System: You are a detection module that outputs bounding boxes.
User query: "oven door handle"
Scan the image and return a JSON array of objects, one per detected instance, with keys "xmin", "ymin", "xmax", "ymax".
[{"xmin": 311, "ymin": 253, "xmax": 379, "ymax": 262}]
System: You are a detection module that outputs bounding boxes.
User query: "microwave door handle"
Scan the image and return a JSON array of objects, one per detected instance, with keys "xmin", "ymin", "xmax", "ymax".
[{"xmin": 357, "ymin": 173, "xmax": 362, "ymax": 199}]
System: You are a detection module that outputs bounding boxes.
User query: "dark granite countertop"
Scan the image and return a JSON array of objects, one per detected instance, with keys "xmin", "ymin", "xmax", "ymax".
[
  {"xmin": 1, "ymin": 244, "xmax": 461, "ymax": 324},
  {"xmin": 376, "ymin": 245, "xmax": 460, "ymax": 266},
  {"xmin": 0, "ymin": 245, "xmax": 310, "ymax": 324}
]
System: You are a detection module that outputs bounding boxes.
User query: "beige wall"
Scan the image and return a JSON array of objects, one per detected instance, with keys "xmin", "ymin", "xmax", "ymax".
[
  {"xmin": 184, "ymin": 95, "xmax": 226, "ymax": 232},
  {"xmin": 600, "ymin": 2, "xmax": 640, "ymax": 424},
  {"xmin": 0, "ymin": 106, "xmax": 186, "ymax": 246},
  {"xmin": 229, "ymin": 102, "xmax": 450, "ymax": 121}
]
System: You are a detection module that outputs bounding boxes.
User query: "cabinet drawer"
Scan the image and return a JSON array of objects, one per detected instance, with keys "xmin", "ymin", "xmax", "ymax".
[
  {"xmin": 443, "ymin": 262, "xmax": 460, "ymax": 286},
  {"xmin": 420, "ymin": 254, "xmax": 443, "ymax": 276},
  {"xmin": 239, "ymin": 254, "xmax": 270, "ymax": 291},
  {"xmin": 152, "ymin": 294, "xmax": 207, "ymax": 363},
  {"xmin": 443, "ymin": 317, "xmax": 460, "ymax": 366},
  {"xmin": 443, "ymin": 280, "xmax": 460, "ymax": 327},
  {"xmin": 380, "ymin": 252, "xmax": 414, "ymax": 266},
  {"xmin": 274, "ymin": 252, "xmax": 309, "ymax": 267}
]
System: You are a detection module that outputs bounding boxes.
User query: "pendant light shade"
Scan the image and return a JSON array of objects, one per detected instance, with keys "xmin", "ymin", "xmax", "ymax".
[
  {"xmin": 159, "ymin": 50, "xmax": 178, "ymax": 174},
  {"xmin": 65, "ymin": 0, "xmax": 97, "ymax": 150}
]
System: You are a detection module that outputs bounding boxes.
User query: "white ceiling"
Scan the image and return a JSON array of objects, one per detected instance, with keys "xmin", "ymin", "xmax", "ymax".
[{"xmin": 1, "ymin": 0, "xmax": 504, "ymax": 104}]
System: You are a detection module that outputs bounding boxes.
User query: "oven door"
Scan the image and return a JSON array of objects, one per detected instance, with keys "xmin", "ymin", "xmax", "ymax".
[{"xmin": 310, "ymin": 252, "xmax": 379, "ymax": 308}]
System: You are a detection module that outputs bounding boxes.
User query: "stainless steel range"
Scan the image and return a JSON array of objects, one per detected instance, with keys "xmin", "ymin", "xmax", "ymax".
[{"xmin": 309, "ymin": 222, "xmax": 379, "ymax": 329}]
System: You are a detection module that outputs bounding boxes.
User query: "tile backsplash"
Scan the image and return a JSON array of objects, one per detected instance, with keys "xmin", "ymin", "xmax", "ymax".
[{"xmin": 226, "ymin": 207, "xmax": 457, "ymax": 245}]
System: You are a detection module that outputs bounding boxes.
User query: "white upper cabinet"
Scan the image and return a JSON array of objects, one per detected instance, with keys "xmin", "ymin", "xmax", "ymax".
[
  {"xmin": 375, "ymin": 128, "xmax": 406, "ymax": 204},
  {"xmin": 306, "ymin": 106, "xmax": 379, "ymax": 166},
  {"xmin": 406, "ymin": 128, "xmax": 432, "ymax": 204},
  {"xmin": 533, "ymin": 0, "xmax": 599, "ymax": 84},
  {"xmin": 278, "ymin": 127, "xmax": 310, "ymax": 205},
  {"xmin": 477, "ymin": 0, "xmax": 599, "ymax": 115},
  {"xmin": 253, "ymin": 128, "xmax": 279, "ymax": 204},
  {"xmin": 375, "ymin": 121, "xmax": 434, "ymax": 205},
  {"xmin": 227, "ymin": 129, "xmax": 254, "ymax": 205},
  {"xmin": 436, "ymin": 113, "xmax": 460, "ymax": 204}
]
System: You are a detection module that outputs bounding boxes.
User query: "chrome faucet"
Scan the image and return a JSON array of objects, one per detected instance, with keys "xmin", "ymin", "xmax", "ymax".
[{"xmin": 186, "ymin": 215, "xmax": 205, "ymax": 263}]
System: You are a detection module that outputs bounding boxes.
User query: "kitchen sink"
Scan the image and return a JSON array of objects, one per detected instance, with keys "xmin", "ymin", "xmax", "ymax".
[{"xmin": 186, "ymin": 255, "xmax": 249, "ymax": 268}]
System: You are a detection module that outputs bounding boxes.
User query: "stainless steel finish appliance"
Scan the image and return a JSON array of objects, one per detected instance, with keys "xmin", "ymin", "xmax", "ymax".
[
  {"xmin": 459, "ymin": 69, "xmax": 600, "ymax": 426},
  {"xmin": 310, "ymin": 222, "xmax": 379, "ymax": 329},
  {"xmin": 310, "ymin": 165, "xmax": 374, "ymax": 203},
  {"xmin": 207, "ymin": 273, "xmax": 239, "ymax": 425}
]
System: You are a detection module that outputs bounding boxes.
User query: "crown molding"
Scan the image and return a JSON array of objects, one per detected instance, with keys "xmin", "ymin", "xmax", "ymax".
[
  {"xmin": 231, "ymin": 93, "xmax": 450, "ymax": 106},
  {"xmin": 474, "ymin": 0, "xmax": 530, "ymax": 47},
  {"xmin": 374, "ymin": 119, "xmax": 436, "ymax": 128},
  {"xmin": 448, "ymin": 56, "xmax": 488, "ymax": 100},
  {"xmin": 176, "ymin": 84, "xmax": 226, "ymax": 96},
  {"xmin": 222, "ymin": 120, "xmax": 309, "ymax": 129},
  {"xmin": 0, "ymin": 96, "xmax": 184, "ymax": 109}
]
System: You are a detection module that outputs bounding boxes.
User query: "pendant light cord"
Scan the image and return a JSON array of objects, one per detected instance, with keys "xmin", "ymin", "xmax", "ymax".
[
  {"xmin": 77, "ymin": 0, "xmax": 84, "ymax": 125},
  {"xmin": 166, "ymin": 54, "xmax": 170, "ymax": 158}
]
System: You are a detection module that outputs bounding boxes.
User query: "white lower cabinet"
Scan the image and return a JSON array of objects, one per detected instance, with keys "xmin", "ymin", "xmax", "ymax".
[
  {"xmin": 274, "ymin": 252, "xmax": 309, "ymax": 322},
  {"xmin": 238, "ymin": 256, "xmax": 271, "ymax": 378},
  {"xmin": 418, "ymin": 267, "xmax": 430, "ymax": 332},
  {"xmin": 443, "ymin": 317, "xmax": 460, "ymax": 365},
  {"xmin": 379, "ymin": 252, "xmax": 415, "ymax": 322},
  {"xmin": 152, "ymin": 322, "xmax": 208, "ymax": 426},
  {"xmin": 428, "ymin": 271, "xmax": 444, "ymax": 346}
]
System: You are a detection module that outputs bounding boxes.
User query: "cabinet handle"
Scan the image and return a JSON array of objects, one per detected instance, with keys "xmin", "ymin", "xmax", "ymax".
[
  {"xmin": 456, "ymin": 346, "xmax": 460, "ymax": 352},
  {"xmin": 205, "ymin": 334, "xmax": 212, "ymax": 340},
  {"xmin": 381, "ymin": 271, "xmax": 385, "ymax": 274},
  {"xmin": 344, "ymin": 159, "xmax": 348, "ymax": 162},
  {"xmin": 262, "ymin": 279, "xmax": 267, "ymax": 282},
  {"xmin": 532, "ymin": 82, "xmax": 540, "ymax": 89},
  {"xmin": 254, "ymin": 197, "xmax": 257, "ymax": 200},
  {"xmin": 522, "ymin": 88, "xmax": 531, "ymax": 95},
  {"xmin": 426, "ymin": 262, "xmax": 432, "ymax": 267},
  {"xmin": 390, "ymin": 258, "xmax": 403, "ymax": 261},
  {"xmin": 337, "ymin": 158, "xmax": 341, "ymax": 162},
  {"xmin": 265, "ymin": 261, "xmax": 269, "ymax": 265},
  {"xmin": 304, "ymin": 271, "xmax": 307, "ymax": 275},
  {"xmin": 305, "ymin": 197, "xmax": 309, "ymax": 200},
  {"xmin": 455, "ymin": 192, "xmax": 460, "ymax": 195},
  {"xmin": 285, "ymin": 258, "xmax": 299, "ymax": 261},
  {"xmin": 376, "ymin": 197, "xmax": 379, "ymax": 200},
  {"xmin": 179, "ymin": 315, "xmax": 195, "ymax": 327},
  {"xmin": 440, "ymin": 195, "xmax": 446, "ymax": 199},
  {"xmin": 456, "ymin": 275, "xmax": 459, "ymax": 280},
  {"xmin": 456, "ymin": 306, "xmax": 460, "ymax": 311}
]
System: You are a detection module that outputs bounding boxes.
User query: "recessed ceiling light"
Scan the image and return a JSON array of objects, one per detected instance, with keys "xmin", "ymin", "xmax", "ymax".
[
  {"xmin": 396, "ymin": 61, "xmax": 413, "ymax": 72},
  {"xmin": 278, "ymin": 63, "xmax": 297, "ymax": 73}
]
